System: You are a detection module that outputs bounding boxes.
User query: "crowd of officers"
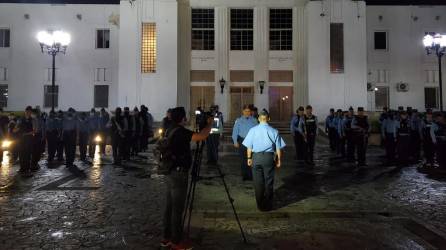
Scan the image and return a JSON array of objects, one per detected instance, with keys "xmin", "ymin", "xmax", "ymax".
[{"xmin": 3, "ymin": 105, "xmax": 154, "ymax": 177}]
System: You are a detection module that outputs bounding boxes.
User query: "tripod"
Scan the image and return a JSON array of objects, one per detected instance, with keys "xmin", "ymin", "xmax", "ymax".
[{"xmin": 182, "ymin": 138, "xmax": 247, "ymax": 243}]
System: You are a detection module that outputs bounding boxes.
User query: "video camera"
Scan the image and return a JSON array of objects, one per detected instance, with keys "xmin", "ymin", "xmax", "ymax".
[{"xmin": 194, "ymin": 106, "xmax": 217, "ymax": 131}]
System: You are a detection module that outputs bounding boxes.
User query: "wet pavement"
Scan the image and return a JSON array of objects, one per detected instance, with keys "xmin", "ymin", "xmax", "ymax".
[{"xmin": 0, "ymin": 136, "xmax": 445, "ymax": 250}]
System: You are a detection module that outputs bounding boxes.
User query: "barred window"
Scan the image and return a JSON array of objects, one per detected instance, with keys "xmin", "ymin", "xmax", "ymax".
[
  {"xmin": 94, "ymin": 85, "xmax": 109, "ymax": 108},
  {"xmin": 0, "ymin": 85, "xmax": 7, "ymax": 108},
  {"xmin": 330, "ymin": 23, "xmax": 344, "ymax": 73},
  {"xmin": 375, "ymin": 86, "xmax": 389, "ymax": 110},
  {"xmin": 270, "ymin": 9, "xmax": 292, "ymax": 50},
  {"xmin": 230, "ymin": 9, "xmax": 253, "ymax": 50},
  {"xmin": 425, "ymin": 87, "xmax": 439, "ymax": 109},
  {"xmin": 44, "ymin": 85, "xmax": 59, "ymax": 108},
  {"xmin": 141, "ymin": 23, "xmax": 156, "ymax": 73},
  {"xmin": 191, "ymin": 9, "xmax": 214, "ymax": 50},
  {"xmin": 96, "ymin": 29, "xmax": 110, "ymax": 49},
  {"xmin": 0, "ymin": 29, "xmax": 10, "ymax": 48}
]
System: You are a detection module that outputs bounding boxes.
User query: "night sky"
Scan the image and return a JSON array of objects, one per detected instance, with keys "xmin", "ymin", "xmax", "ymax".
[{"xmin": 0, "ymin": 0, "xmax": 446, "ymax": 5}]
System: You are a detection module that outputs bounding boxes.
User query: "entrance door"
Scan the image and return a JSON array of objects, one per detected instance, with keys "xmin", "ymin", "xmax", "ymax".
[
  {"xmin": 190, "ymin": 86, "xmax": 215, "ymax": 116},
  {"xmin": 269, "ymin": 86, "xmax": 293, "ymax": 122},
  {"xmin": 230, "ymin": 87, "xmax": 254, "ymax": 121}
]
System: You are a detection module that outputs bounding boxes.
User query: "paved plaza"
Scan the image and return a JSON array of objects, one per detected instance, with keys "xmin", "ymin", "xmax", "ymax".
[{"xmin": 0, "ymin": 136, "xmax": 446, "ymax": 250}]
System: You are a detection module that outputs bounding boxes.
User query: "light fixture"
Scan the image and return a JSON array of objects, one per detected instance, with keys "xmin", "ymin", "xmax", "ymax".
[
  {"xmin": 258, "ymin": 80, "xmax": 266, "ymax": 94},
  {"xmin": 2, "ymin": 140, "xmax": 12, "ymax": 149},
  {"xmin": 219, "ymin": 78, "xmax": 226, "ymax": 94},
  {"xmin": 423, "ymin": 33, "xmax": 446, "ymax": 111},
  {"xmin": 94, "ymin": 135, "xmax": 102, "ymax": 143}
]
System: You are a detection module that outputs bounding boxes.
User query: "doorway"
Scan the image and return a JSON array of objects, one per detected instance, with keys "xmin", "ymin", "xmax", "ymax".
[
  {"xmin": 230, "ymin": 87, "xmax": 254, "ymax": 121},
  {"xmin": 269, "ymin": 86, "xmax": 293, "ymax": 122}
]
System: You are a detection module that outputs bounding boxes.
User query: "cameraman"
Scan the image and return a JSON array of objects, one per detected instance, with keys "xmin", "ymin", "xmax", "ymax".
[{"xmin": 161, "ymin": 107, "xmax": 212, "ymax": 250}]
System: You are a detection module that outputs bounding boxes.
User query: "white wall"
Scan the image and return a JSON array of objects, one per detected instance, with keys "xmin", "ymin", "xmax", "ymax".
[
  {"xmin": 307, "ymin": 0, "xmax": 367, "ymax": 118},
  {"xmin": 367, "ymin": 5, "xmax": 446, "ymax": 111},
  {"xmin": 0, "ymin": 3, "xmax": 119, "ymax": 112},
  {"xmin": 118, "ymin": 0, "xmax": 178, "ymax": 121}
]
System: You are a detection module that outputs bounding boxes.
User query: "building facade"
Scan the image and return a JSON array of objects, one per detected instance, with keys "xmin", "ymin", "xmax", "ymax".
[{"xmin": 0, "ymin": 0, "xmax": 444, "ymax": 121}]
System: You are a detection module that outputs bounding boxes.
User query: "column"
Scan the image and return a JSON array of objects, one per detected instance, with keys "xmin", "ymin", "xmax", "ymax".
[
  {"xmin": 254, "ymin": 6, "xmax": 269, "ymax": 111},
  {"xmin": 215, "ymin": 7, "xmax": 230, "ymax": 119},
  {"xmin": 294, "ymin": 6, "xmax": 308, "ymax": 107}
]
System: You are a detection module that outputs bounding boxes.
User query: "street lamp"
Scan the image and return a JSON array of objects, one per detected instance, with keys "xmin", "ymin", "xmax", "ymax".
[
  {"xmin": 219, "ymin": 77, "xmax": 226, "ymax": 94},
  {"xmin": 258, "ymin": 80, "xmax": 266, "ymax": 94},
  {"xmin": 37, "ymin": 30, "xmax": 71, "ymax": 111},
  {"xmin": 424, "ymin": 33, "xmax": 446, "ymax": 111}
]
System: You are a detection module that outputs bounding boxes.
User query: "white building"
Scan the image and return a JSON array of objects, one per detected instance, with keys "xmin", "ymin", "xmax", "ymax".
[{"xmin": 0, "ymin": 0, "xmax": 444, "ymax": 121}]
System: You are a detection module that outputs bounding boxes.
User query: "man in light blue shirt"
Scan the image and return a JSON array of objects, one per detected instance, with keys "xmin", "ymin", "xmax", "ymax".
[
  {"xmin": 232, "ymin": 104, "xmax": 258, "ymax": 181},
  {"xmin": 290, "ymin": 106, "xmax": 306, "ymax": 161},
  {"xmin": 243, "ymin": 110, "xmax": 285, "ymax": 211}
]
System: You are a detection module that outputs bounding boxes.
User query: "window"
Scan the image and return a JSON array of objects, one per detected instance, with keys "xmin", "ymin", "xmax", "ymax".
[
  {"xmin": 375, "ymin": 86, "xmax": 389, "ymax": 110},
  {"xmin": 44, "ymin": 85, "xmax": 59, "ymax": 108},
  {"xmin": 425, "ymin": 69, "xmax": 438, "ymax": 83},
  {"xmin": 96, "ymin": 29, "xmax": 110, "ymax": 49},
  {"xmin": 94, "ymin": 85, "xmax": 109, "ymax": 108},
  {"xmin": 0, "ymin": 85, "xmax": 7, "ymax": 108},
  {"xmin": 270, "ymin": 9, "xmax": 292, "ymax": 50},
  {"xmin": 230, "ymin": 9, "xmax": 253, "ymax": 50},
  {"xmin": 95, "ymin": 68, "xmax": 108, "ymax": 82},
  {"xmin": 425, "ymin": 87, "xmax": 439, "ymax": 109},
  {"xmin": 374, "ymin": 31, "xmax": 388, "ymax": 50},
  {"xmin": 330, "ymin": 23, "xmax": 344, "ymax": 73},
  {"xmin": 376, "ymin": 69, "xmax": 389, "ymax": 83},
  {"xmin": 0, "ymin": 29, "xmax": 10, "ymax": 48},
  {"xmin": 141, "ymin": 23, "xmax": 156, "ymax": 73},
  {"xmin": 191, "ymin": 9, "xmax": 214, "ymax": 50},
  {"xmin": 0, "ymin": 68, "xmax": 7, "ymax": 81}
]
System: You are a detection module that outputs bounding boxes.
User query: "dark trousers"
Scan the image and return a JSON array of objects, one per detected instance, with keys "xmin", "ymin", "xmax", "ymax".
[
  {"xmin": 140, "ymin": 133, "xmax": 149, "ymax": 151},
  {"xmin": 410, "ymin": 131, "xmax": 421, "ymax": 162},
  {"xmin": 79, "ymin": 132, "xmax": 89, "ymax": 161},
  {"xmin": 238, "ymin": 136, "xmax": 252, "ymax": 180},
  {"xmin": 206, "ymin": 134, "xmax": 220, "ymax": 163},
  {"xmin": 63, "ymin": 131, "xmax": 76, "ymax": 166},
  {"xmin": 99, "ymin": 130, "xmax": 107, "ymax": 154},
  {"xmin": 111, "ymin": 134, "xmax": 122, "ymax": 164},
  {"xmin": 252, "ymin": 152, "xmax": 275, "ymax": 211},
  {"xmin": 131, "ymin": 135, "xmax": 140, "ymax": 156},
  {"xmin": 163, "ymin": 171, "xmax": 189, "ymax": 244},
  {"xmin": 122, "ymin": 133, "xmax": 131, "ymax": 160},
  {"xmin": 47, "ymin": 131, "xmax": 58, "ymax": 161},
  {"xmin": 436, "ymin": 140, "xmax": 446, "ymax": 168},
  {"xmin": 306, "ymin": 134, "xmax": 316, "ymax": 163},
  {"xmin": 346, "ymin": 132, "xmax": 355, "ymax": 161},
  {"xmin": 31, "ymin": 133, "xmax": 43, "ymax": 168},
  {"xmin": 328, "ymin": 128, "xmax": 337, "ymax": 151},
  {"xmin": 337, "ymin": 135, "xmax": 346, "ymax": 157},
  {"xmin": 56, "ymin": 136, "xmax": 64, "ymax": 161},
  {"xmin": 423, "ymin": 140, "xmax": 435, "ymax": 165},
  {"xmin": 385, "ymin": 133, "xmax": 396, "ymax": 164},
  {"xmin": 293, "ymin": 134, "xmax": 306, "ymax": 161},
  {"xmin": 354, "ymin": 132, "xmax": 367, "ymax": 165},
  {"xmin": 397, "ymin": 134, "xmax": 410, "ymax": 165},
  {"xmin": 88, "ymin": 131, "xmax": 97, "ymax": 158},
  {"xmin": 19, "ymin": 135, "xmax": 33, "ymax": 172}
]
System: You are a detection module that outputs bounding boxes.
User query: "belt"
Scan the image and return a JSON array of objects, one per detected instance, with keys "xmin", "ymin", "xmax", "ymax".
[{"xmin": 253, "ymin": 152, "xmax": 274, "ymax": 155}]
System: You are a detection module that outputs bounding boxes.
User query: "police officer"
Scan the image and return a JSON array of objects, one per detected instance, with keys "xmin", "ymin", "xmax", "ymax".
[
  {"xmin": 46, "ymin": 111, "xmax": 59, "ymax": 163},
  {"xmin": 31, "ymin": 108, "xmax": 45, "ymax": 171},
  {"xmin": 56, "ymin": 110, "xmax": 64, "ymax": 161},
  {"xmin": 243, "ymin": 110, "xmax": 285, "ymax": 212},
  {"xmin": 337, "ymin": 110, "xmax": 347, "ymax": 158},
  {"xmin": 410, "ymin": 109, "xmax": 422, "ymax": 163},
  {"xmin": 121, "ymin": 107, "xmax": 134, "ymax": 161},
  {"xmin": 431, "ymin": 112, "xmax": 446, "ymax": 172},
  {"xmin": 111, "ymin": 107, "xmax": 124, "ymax": 165},
  {"xmin": 351, "ymin": 107, "xmax": 370, "ymax": 167},
  {"xmin": 344, "ymin": 107, "xmax": 355, "ymax": 162},
  {"xmin": 232, "ymin": 104, "xmax": 258, "ymax": 181},
  {"xmin": 206, "ymin": 105, "xmax": 223, "ymax": 165},
  {"xmin": 63, "ymin": 108, "xmax": 78, "ymax": 168},
  {"xmin": 420, "ymin": 109, "xmax": 435, "ymax": 170},
  {"xmin": 305, "ymin": 105, "xmax": 318, "ymax": 166},
  {"xmin": 396, "ymin": 111, "xmax": 411, "ymax": 166},
  {"xmin": 325, "ymin": 109, "xmax": 336, "ymax": 151},
  {"xmin": 381, "ymin": 111, "xmax": 398, "ymax": 166},
  {"xmin": 99, "ymin": 108, "xmax": 110, "ymax": 155},
  {"xmin": 78, "ymin": 112, "xmax": 89, "ymax": 162},
  {"xmin": 334, "ymin": 109, "xmax": 344, "ymax": 157},
  {"xmin": 290, "ymin": 107, "xmax": 306, "ymax": 162},
  {"xmin": 88, "ymin": 108, "xmax": 100, "ymax": 158},
  {"xmin": 14, "ymin": 106, "xmax": 34, "ymax": 176}
]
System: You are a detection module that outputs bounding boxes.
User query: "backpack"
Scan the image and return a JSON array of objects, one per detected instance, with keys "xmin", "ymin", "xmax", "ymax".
[{"xmin": 155, "ymin": 126, "xmax": 180, "ymax": 175}]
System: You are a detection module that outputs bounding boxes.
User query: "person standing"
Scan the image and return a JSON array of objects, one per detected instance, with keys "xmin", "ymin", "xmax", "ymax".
[
  {"xmin": 409, "ymin": 110, "xmax": 422, "ymax": 163},
  {"xmin": 325, "ymin": 109, "xmax": 336, "ymax": 151},
  {"xmin": 160, "ymin": 107, "xmax": 212, "ymax": 250},
  {"xmin": 232, "ymin": 104, "xmax": 258, "ymax": 181},
  {"xmin": 87, "ymin": 108, "xmax": 100, "ymax": 158},
  {"xmin": 344, "ymin": 107, "xmax": 356, "ymax": 162},
  {"xmin": 99, "ymin": 108, "xmax": 110, "ymax": 155},
  {"xmin": 121, "ymin": 107, "xmax": 134, "ymax": 161},
  {"xmin": 14, "ymin": 106, "xmax": 34, "ymax": 176},
  {"xmin": 304, "ymin": 105, "xmax": 318, "ymax": 166},
  {"xmin": 56, "ymin": 110, "xmax": 65, "ymax": 162},
  {"xmin": 111, "ymin": 107, "xmax": 124, "ymax": 165},
  {"xmin": 431, "ymin": 112, "xmax": 446, "ymax": 172},
  {"xmin": 206, "ymin": 105, "xmax": 224, "ymax": 165},
  {"xmin": 78, "ymin": 112, "xmax": 90, "ymax": 162},
  {"xmin": 63, "ymin": 108, "xmax": 78, "ymax": 168},
  {"xmin": 420, "ymin": 109, "xmax": 435, "ymax": 170},
  {"xmin": 381, "ymin": 111, "xmax": 398, "ymax": 166},
  {"xmin": 396, "ymin": 111, "xmax": 411, "ymax": 166},
  {"xmin": 45, "ymin": 111, "xmax": 59, "ymax": 163},
  {"xmin": 243, "ymin": 110, "xmax": 285, "ymax": 211},
  {"xmin": 290, "ymin": 107, "xmax": 306, "ymax": 162},
  {"xmin": 351, "ymin": 107, "xmax": 370, "ymax": 167},
  {"xmin": 31, "ymin": 108, "xmax": 45, "ymax": 171}
]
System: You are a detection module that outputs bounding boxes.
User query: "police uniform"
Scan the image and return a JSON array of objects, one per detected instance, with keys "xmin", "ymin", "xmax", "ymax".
[
  {"xmin": 87, "ymin": 112, "xmax": 100, "ymax": 158},
  {"xmin": 99, "ymin": 110, "xmax": 110, "ymax": 155},
  {"xmin": 31, "ymin": 114, "xmax": 45, "ymax": 170},
  {"xmin": 242, "ymin": 121, "xmax": 285, "ymax": 211},
  {"xmin": 351, "ymin": 109, "xmax": 370, "ymax": 166},
  {"xmin": 290, "ymin": 114, "xmax": 306, "ymax": 161},
  {"xmin": 421, "ymin": 117, "xmax": 435, "ymax": 166},
  {"xmin": 232, "ymin": 115, "xmax": 258, "ymax": 180},
  {"xmin": 78, "ymin": 115, "xmax": 90, "ymax": 161},
  {"xmin": 325, "ymin": 111, "xmax": 336, "ymax": 151},
  {"xmin": 381, "ymin": 114, "xmax": 398, "ymax": 165},
  {"xmin": 122, "ymin": 110, "xmax": 134, "ymax": 161},
  {"xmin": 206, "ymin": 110, "xmax": 223, "ymax": 164},
  {"xmin": 111, "ymin": 111, "xmax": 124, "ymax": 165},
  {"xmin": 63, "ymin": 112, "xmax": 78, "ymax": 167},
  {"xmin": 397, "ymin": 116, "xmax": 411, "ymax": 165},
  {"xmin": 56, "ymin": 112, "xmax": 65, "ymax": 161},
  {"xmin": 410, "ymin": 112, "xmax": 422, "ymax": 162},
  {"xmin": 16, "ymin": 115, "xmax": 34, "ymax": 174},
  {"xmin": 335, "ymin": 111, "xmax": 345, "ymax": 157},
  {"xmin": 431, "ymin": 121, "xmax": 446, "ymax": 168},
  {"xmin": 343, "ymin": 111, "xmax": 355, "ymax": 162},
  {"xmin": 46, "ymin": 114, "xmax": 59, "ymax": 162},
  {"xmin": 305, "ymin": 114, "xmax": 318, "ymax": 165}
]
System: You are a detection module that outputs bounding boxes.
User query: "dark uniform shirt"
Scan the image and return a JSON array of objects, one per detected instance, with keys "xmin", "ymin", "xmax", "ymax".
[
  {"xmin": 168, "ymin": 126, "xmax": 193, "ymax": 168},
  {"xmin": 305, "ymin": 115, "xmax": 318, "ymax": 135}
]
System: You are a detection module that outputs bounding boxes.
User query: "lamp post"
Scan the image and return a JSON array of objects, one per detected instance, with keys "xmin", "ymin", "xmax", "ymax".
[
  {"xmin": 219, "ymin": 77, "xmax": 226, "ymax": 94},
  {"xmin": 423, "ymin": 33, "xmax": 446, "ymax": 111},
  {"xmin": 258, "ymin": 80, "xmax": 266, "ymax": 94},
  {"xmin": 37, "ymin": 30, "xmax": 71, "ymax": 112}
]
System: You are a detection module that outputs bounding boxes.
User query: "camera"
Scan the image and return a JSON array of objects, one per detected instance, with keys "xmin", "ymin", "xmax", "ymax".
[{"xmin": 195, "ymin": 106, "xmax": 218, "ymax": 131}]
